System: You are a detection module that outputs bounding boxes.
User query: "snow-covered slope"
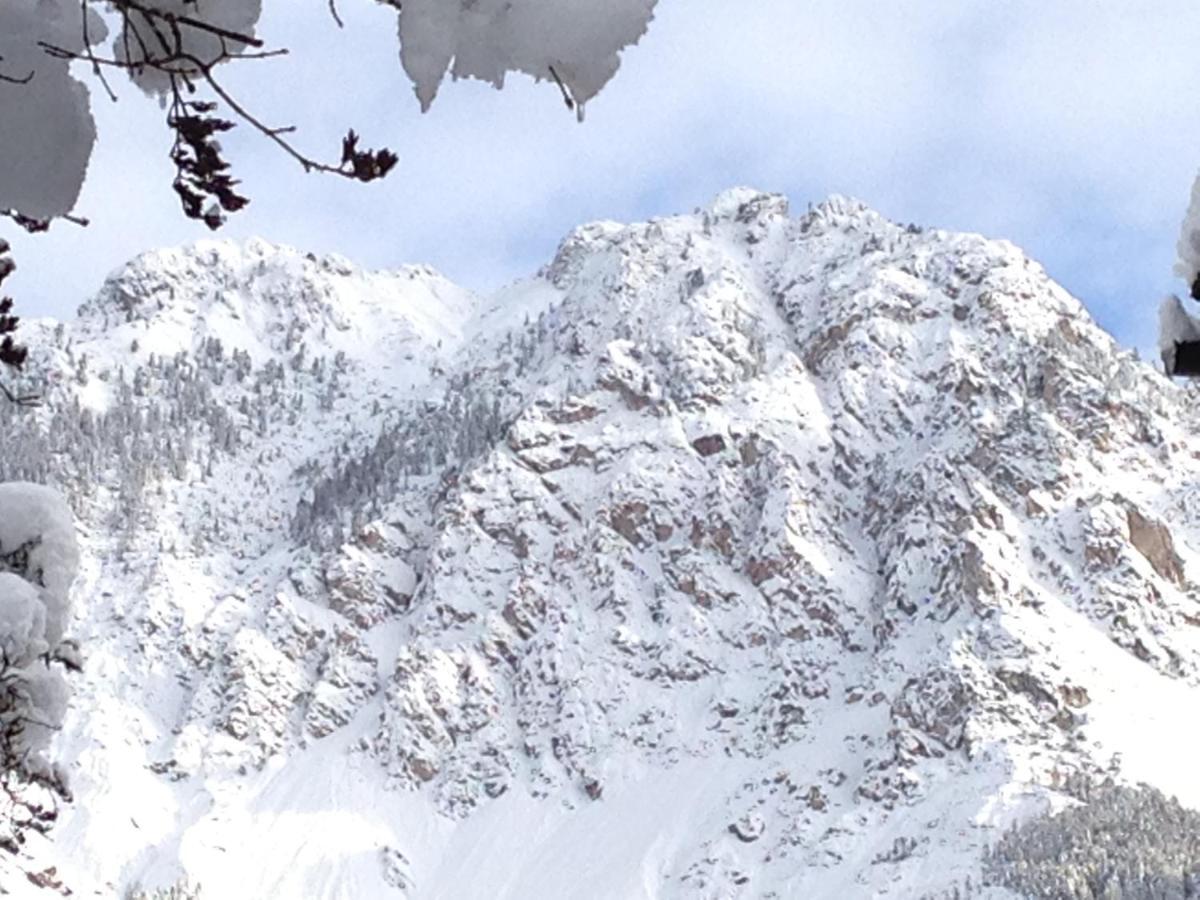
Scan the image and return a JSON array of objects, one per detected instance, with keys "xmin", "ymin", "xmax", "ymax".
[{"xmin": 3, "ymin": 189, "xmax": 1200, "ymax": 898}]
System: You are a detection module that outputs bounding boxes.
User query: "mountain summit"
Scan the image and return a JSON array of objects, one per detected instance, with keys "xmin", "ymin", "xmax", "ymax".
[{"xmin": 4, "ymin": 190, "xmax": 1199, "ymax": 898}]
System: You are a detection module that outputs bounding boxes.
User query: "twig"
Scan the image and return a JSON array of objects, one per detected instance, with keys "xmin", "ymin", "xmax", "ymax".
[
  {"xmin": 328, "ymin": 0, "xmax": 345, "ymax": 28},
  {"xmin": 1, "ymin": 209, "xmax": 89, "ymax": 232},
  {"xmin": 548, "ymin": 65, "xmax": 576, "ymax": 111},
  {"xmin": 103, "ymin": 0, "xmax": 265, "ymax": 49},
  {"xmin": 0, "ymin": 68, "xmax": 33, "ymax": 85},
  {"xmin": 79, "ymin": 0, "xmax": 117, "ymax": 102},
  {"xmin": 42, "ymin": 40, "xmax": 392, "ymax": 183},
  {"xmin": 0, "ymin": 382, "xmax": 40, "ymax": 408}
]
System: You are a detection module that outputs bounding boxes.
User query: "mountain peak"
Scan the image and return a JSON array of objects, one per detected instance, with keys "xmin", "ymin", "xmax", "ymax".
[
  {"xmin": 707, "ymin": 185, "xmax": 790, "ymax": 220},
  {"xmin": 72, "ymin": 238, "xmax": 477, "ymax": 367},
  {"xmin": 7, "ymin": 190, "xmax": 1193, "ymax": 898}
]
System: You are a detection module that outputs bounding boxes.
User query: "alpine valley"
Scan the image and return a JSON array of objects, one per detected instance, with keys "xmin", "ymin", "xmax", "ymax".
[{"xmin": 4, "ymin": 189, "xmax": 1200, "ymax": 898}]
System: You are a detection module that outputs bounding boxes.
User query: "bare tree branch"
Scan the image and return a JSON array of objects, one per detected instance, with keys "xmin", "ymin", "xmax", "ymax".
[
  {"xmin": 0, "ymin": 62, "xmax": 34, "ymax": 85},
  {"xmin": 328, "ymin": 0, "xmax": 345, "ymax": 29},
  {"xmin": 548, "ymin": 65, "xmax": 576, "ymax": 112},
  {"xmin": 35, "ymin": 0, "xmax": 400, "ymax": 230}
]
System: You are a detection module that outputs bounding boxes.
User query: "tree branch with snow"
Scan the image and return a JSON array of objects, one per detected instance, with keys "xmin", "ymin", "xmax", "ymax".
[
  {"xmin": 0, "ymin": 0, "xmax": 658, "ymax": 230},
  {"xmin": 0, "ymin": 484, "xmax": 79, "ymax": 852}
]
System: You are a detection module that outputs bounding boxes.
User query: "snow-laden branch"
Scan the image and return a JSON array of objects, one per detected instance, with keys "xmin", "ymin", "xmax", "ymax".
[
  {"xmin": 0, "ymin": 484, "xmax": 79, "ymax": 846},
  {"xmin": 1158, "ymin": 295, "xmax": 1200, "ymax": 374},
  {"xmin": 0, "ymin": 0, "xmax": 658, "ymax": 226},
  {"xmin": 1178, "ymin": 172, "xmax": 1200, "ymax": 295},
  {"xmin": 386, "ymin": 0, "xmax": 657, "ymax": 119},
  {"xmin": 0, "ymin": 1, "xmax": 107, "ymax": 220}
]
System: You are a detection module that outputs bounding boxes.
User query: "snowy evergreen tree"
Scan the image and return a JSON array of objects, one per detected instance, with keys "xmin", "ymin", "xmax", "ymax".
[
  {"xmin": 0, "ymin": 484, "xmax": 79, "ymax": 852},
  {"xmin": 985, "ymin": 782, "xmax": 1200, "ymax": 899}
]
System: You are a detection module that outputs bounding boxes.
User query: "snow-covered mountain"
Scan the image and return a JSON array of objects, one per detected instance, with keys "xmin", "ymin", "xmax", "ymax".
[{"xmin": 3, "ymin": 189, "xmax": 1200, "ymax": 898}]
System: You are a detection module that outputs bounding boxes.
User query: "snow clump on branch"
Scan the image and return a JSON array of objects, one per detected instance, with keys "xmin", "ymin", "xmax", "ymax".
[
  {"xmin": 0, "ymin": 0, "xmax": 657, "ymax": 222},
  {"xmin": 0, "ymin": 483, "xmax": 80, "ymax": 761},
  {"xmin": 1177, "ymin": 171, "xmax": 1200, "ymax": 290},
  {"xmin": 388, "ymin": 0, "xmax": 657, "ymax": 117},
  {"xmin": 0, "ymin": 1, "xmax": 108, "ymax": 219}
]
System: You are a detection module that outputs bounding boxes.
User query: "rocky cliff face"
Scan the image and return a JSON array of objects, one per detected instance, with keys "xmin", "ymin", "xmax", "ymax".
[{"xmin": 3, "ymin": 190, "xmax": 1199, "ymax": 898}]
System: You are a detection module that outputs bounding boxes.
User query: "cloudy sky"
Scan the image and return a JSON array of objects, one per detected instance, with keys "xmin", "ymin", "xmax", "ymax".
[{"xmin": 8, "ymin": 1, "xmax": 1200, "ymax": 355}]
